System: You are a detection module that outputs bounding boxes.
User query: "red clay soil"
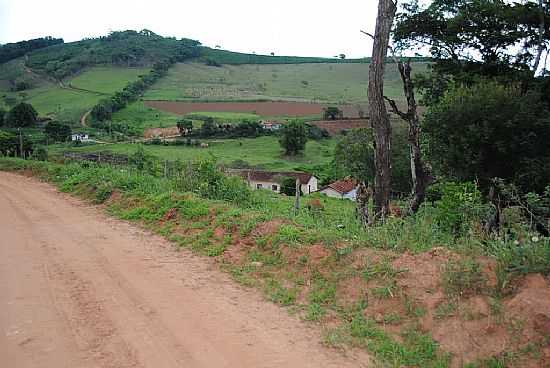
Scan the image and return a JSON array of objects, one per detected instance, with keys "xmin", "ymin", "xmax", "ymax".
[
  {"xmin": 0, "ymin": 172, "xmax": 369, "ymax": 368},
  {"xmin": 144, "ymin": 100, "xmax": 365, "ymax": 118}
]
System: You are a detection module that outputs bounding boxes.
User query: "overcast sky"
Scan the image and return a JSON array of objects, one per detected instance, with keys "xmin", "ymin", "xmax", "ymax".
[{"xmin": 0, "ymin": 0, "xmax": 383, "ymax": 58}]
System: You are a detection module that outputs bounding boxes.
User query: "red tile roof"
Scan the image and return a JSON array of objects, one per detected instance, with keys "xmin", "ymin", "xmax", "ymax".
[{"xmin": 324, "ymin": 179, "xmax": 358, "ymax": 194}]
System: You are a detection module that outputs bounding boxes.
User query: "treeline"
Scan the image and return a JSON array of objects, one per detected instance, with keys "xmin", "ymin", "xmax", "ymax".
[
  {"xmin": 0, "ymin": 37, "xmax": 63, "ymax": 64},
  {"xmin": 91, "ymin": 30, "xmax": 203, "ymax": 122},
  {"xmin": 26, "ymin": 30, "xmax": 200, "ymax": 79},
  {"xmin": 200, "ymin": 47, "xmax": 431, "ymax": 65},
  {"xmin": 91, "ymin": 60, "xmax": 172, "ymax": 122}
]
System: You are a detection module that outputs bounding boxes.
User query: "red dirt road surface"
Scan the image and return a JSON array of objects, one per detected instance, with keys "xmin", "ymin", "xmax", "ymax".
[
  {"xmin": 144, "ymin": 100, "xmax": 365, "ymax": 118},
  {"xmin": 0, "ymin": 172, "xmax": 369, "ymax": 368}
]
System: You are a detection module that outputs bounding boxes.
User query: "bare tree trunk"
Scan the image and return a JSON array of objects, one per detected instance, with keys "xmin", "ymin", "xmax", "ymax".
[
  {"xmin": 532, "ymin": 0, "xmax": 546, "ymax": 75},
  {"xmin": 385, "ymin": 60, "xmax": 434, "ymax": 213},
  {"xmin": 368, "ymin": 0, "xmax": 397, "ymax": 221},
  {"xmin": 356, "ymin": 182, "xmax": 373, "ymax": 226}
]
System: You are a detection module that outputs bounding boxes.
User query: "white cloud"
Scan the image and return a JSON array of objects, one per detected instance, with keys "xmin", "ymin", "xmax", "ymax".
[{"xmin": 0, "ymin": 0, "xmax": 380, "ymax": 58}]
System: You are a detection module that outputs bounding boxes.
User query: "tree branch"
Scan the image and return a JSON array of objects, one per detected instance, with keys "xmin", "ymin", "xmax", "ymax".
[{"xmin": 383, "ymin": 96, "xmax": 408, "ymax": 119}]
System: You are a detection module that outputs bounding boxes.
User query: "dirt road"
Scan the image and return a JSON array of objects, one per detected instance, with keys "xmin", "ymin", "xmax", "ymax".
[{"xmin": 0, "ymin": 172, "xmax": 368, "ymax": 368}]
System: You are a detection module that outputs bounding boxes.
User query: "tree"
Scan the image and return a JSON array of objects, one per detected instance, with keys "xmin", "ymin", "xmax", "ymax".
[
  {"xmin": 44, "ymin": 121, "xmax": 72, "ymax": 142},
  {"xmin": 385, "ymin": 59, "xmax": 434, "ymax": 213},
  {"xmin": 200, "ymin": 117, "xmax": 218, "ymax": 137},
  {"xmin": 279, "ymin": 120, "xmax": 307, "ymax": 156},
  {"xmin": 6, "ymin": 102, "xmax": 38, "ymax": 128},
  {"xmin": 423, "ymin": 81, "xmax": 550, "ymax": 194},
  {"xmin": 323, "ymin": 106, "xmax": 343, "ymax": 120},
  {"xmin": 177, "ymin": 119, "xmax": 193, "ymax": 136},
  {"xmin": 335, "ymin": 127, "xmax": 411, "ymax": 194},
  {"xmin": 280, "ymin": 176, "xmax": 298, "ymax": 196},
  {"xmin": 394, "ymin": 0, "xmax": 550, "ymax": 84},
  {"xmin": 367, "ymin": 0, "xmax": 397, "ymax": 220},
  {"xmin": 0, "ymin": 108, "xmax": 5, "ymax": 126}
]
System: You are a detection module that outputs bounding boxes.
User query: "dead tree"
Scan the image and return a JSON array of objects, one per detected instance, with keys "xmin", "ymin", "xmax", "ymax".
[
  {"xmin": 385, "ymin": 60, "xmax": 434, "ymax": 214},
  {"xmin": 356, "ymin": 182, "xmax": 373, "ymax": 227},
  {"xmin": 367, "ymin": 0, "xmax": 398, "ymax": 221}
]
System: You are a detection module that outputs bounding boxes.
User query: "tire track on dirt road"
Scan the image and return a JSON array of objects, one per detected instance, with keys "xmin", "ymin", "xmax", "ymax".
[{"xmin": 0, "ymin": 172, "xmax": 370, "ymax": 368}]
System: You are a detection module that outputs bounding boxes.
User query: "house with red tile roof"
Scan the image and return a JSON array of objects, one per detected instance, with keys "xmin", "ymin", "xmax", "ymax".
[
  {"xmin": 320, "ymin": 178, "xmax": 358, "ymax": 201},
  {"xmin": 226, "ymin": 169, "xmax": 318, "ymax": 194}
]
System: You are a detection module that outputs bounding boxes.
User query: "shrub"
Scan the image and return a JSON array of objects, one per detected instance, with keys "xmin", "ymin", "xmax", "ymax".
[{"xmin": 433, "ymin": 182, "xmax": 488, "ymax": 235}]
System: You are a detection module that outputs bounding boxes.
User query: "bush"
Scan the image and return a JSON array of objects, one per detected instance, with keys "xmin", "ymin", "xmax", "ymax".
[
  {"xmin": 433, "ymin": 182, "xmax": 488, "ymax": 235},
  {"xmin": 44, "ymin": 121, "xmax": 72, "ymax": 142}
]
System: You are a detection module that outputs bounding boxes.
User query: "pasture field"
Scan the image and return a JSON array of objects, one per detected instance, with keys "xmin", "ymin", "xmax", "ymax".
[
  {"xmin": 1, "ymin": 66, "xmax": 151, "ymax": 122},
  {"xmin": 69, "ymin": 67, "xmax": 149, "ymax": 94},
  {"xmin": 143, "ymin": 62, "xmax": 428, "ymax": 103},
  {"xmin": 54, "ymin": 136, "xmax": 337, "ymax": 171}
]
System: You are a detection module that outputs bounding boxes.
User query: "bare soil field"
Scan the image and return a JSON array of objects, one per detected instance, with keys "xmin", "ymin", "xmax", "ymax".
[
  {"xmin": 310, "ymin": 119, "xmax": 369, "ymax": 136},
  {"xmin": 144, "ymin": 100, "xmax": 365, "ymax": 118},
  {"xmin": 0, "ymin": 172, "xmax": 369, "ymax": 368}
]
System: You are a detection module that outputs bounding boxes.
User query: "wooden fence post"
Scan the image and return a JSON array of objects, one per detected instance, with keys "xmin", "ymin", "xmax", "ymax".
[{"xmin": 294, "ymin": 178, "xmax": 301, "ymax": 215}]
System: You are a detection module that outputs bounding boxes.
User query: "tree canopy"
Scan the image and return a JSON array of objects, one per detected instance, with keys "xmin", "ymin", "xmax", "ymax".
[
  {"xmin": 423, "ymin": 81, "xmax": 550, "ymax": 193},
  {"xmin": 279, "ymin": 121, "xmax": 308, "ymax": 156},
  {"xmin": 44, "ymin": 121, "xmax": 72, "ymax": 142},
  {"xmin": 5, "ymin": 103, "xmax": 38, "ymax": 128}
]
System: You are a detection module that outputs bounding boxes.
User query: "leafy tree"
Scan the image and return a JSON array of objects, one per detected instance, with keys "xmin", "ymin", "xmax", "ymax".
[
  {"xmin": 279, "ymin": 120, "xmax": 307, "ymax": 156},
  {"xmin": 0, "ymin": 130, "xmax": 16, "ymax": 155},
  {"xmin": 0, "ymin": 129, "xmax": 33, "ymax": 157},
  {"xmin": 6, "ymin": 102, "xmax": 38, "ymax": 128},
  {"xmin": 44, "ymin": 121, "xmax": 72, "ymax": 142},
  {"xmin": 334, "ymin": 127, "xmax": 411, "ymax": 193},
  {"xmin": 177, "ymin": 119, "xmax": 193, "ymax": 136},
  {"xmin": 279, "ymin": 176, "xmax": 301, "ymax": 196},
  {"xmin": 423, "ymin": 81, "xmax": 550, "ymax": 194},
  {"xmin": 395, "ymin": 0, "xmax": 549, "ymax": 77},
  {"xmin": 0, "ymin": 108, "xmax": 5, "ymax": 126},
  {"xmin": 200, "ymin": 118, "xmax": 218, "ymax": 137},
  {"xmin": 323, "ymin": 106, "xmax": 343, "ymax": 120}
]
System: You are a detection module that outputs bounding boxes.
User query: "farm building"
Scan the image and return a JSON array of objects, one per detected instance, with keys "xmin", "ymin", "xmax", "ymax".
[
  {"xmin": 320, "ymin": 179, "xmax": 358, "ymax": 200},
  {"xmin": 227, "ymin": 169, "xmax": 318, "ymax": 194},
  {"xmin": 260, "ymin": 121, "xmax": 282, "ymax": 131},
  {"xmin": 71, "ymin": 133, "xmax": 89, "ymax": 142}
]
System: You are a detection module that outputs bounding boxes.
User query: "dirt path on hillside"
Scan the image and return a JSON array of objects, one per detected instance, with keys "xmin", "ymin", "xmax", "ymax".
[{"xmin": 0, "ymin": 172, "xmax": 369, "ymax": 368}]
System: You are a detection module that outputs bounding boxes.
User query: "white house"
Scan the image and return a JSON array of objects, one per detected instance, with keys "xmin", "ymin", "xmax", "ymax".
[
  {"xmin": 260, "ymin": 121, "xmax": 282, "ymax": 131},
  {"xmin": 71, "ymin": 133, "xmax": 89, "ymax": 142},
  {"xmin": 227, "ymin": 169, "xmax": 318, "ymax": 194},
  {"xmin": 320, "ymin": 179, "xmax": 358, "ymax": 201}
]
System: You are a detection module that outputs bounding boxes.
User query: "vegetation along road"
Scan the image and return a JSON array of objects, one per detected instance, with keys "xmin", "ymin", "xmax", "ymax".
[{"xmin": 0, "ymin": 172, "xmax": 369, "ymax": 368}]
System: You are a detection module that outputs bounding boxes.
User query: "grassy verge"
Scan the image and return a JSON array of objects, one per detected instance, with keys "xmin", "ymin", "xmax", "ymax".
[{"xmin": 1, "ymin": 157, "xmax": 548, "ymax": 367}]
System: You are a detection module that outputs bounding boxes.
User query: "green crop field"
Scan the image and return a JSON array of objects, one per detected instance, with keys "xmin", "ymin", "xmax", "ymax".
[
  {"xmin": 1, "ymin": 66, "xmax": 152, "ymax": 122},
  {"xmin": 144, "ymin": 62, "xmax": 428, "ymax": 103},
  {"xmin": 55, "ymin": 136, "xmax": 337, "ymax": 171},
  {"xmin": 69, "ymin": 67, "xmax": 149, "ymax": 94}
]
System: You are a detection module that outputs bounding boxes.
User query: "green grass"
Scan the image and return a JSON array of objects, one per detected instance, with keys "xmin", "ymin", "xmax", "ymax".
[
  {"xmin": 110, "ymin": 101, "xmax": 181, "ymax": 132},
  {"xmin": 69, "ymin": 67, "xmax": 149, "ymax": 94},
  {"xmin": 144, "ymin": 62, "xmax": 429, "ymax": 103},
  {"xmin": 53, "ymin": 136, "xmax": 337, "ymax": 171}
]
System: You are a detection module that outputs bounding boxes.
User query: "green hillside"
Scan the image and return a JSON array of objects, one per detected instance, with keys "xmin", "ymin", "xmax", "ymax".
[{"xmin": 144, "ymin": 62, "xmax": 428, "ymax": 103}]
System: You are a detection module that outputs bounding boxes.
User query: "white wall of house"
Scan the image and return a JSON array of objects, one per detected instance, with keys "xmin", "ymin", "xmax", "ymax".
[
  {"xmin": 303, "ymin": 177, "xmax": 318, "ymax": 194},
  {"xmin": 248, "ymin": 180, "xmax": 281, "ymax": 193},
  {"xmin": 246, "ymin": 177, "xmax": 318, "ymax": 195},
  {"xmin": 320, "ymin": 187, "xmax": 357, "ymax": 201},
  {"xmin": 320, "ymin": 187, "xmax": 343, "ymax": 198}
]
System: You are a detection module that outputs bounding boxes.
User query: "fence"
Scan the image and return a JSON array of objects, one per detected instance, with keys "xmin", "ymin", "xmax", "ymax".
[{"xmin": 63, "ymin": 151, "xmax": 130, "ymax": 166}]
